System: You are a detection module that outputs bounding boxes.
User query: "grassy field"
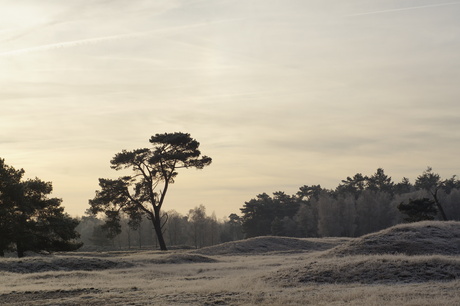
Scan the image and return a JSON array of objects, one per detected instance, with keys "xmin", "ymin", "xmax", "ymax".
[{"xmin": 0, "ymin": 221, "xmax": 459, "ymax": 305}]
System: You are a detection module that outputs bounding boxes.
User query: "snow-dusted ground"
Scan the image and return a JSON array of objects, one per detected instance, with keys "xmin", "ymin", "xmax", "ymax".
[{"xmin": 0, "ymin": 221, "xmax": 459, "ymax": 305}]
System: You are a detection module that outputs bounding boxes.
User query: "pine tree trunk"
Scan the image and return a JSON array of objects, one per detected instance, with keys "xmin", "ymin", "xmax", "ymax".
[{"xmin": 152, "ymin": 212, "xmax": 167, "ymax": 251}]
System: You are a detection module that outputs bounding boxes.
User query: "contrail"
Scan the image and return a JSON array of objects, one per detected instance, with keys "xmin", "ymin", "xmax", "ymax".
[
  {"xmin": 347, "ymin": 2, "xmax": 460, "ymax": 17},
  {"xmin": 0, "ymin": 32, "xmax": 143, "ymax": 57},
  {"xmin": 0, "ymin": 19, "xmax": 238, "ymax": 57}
]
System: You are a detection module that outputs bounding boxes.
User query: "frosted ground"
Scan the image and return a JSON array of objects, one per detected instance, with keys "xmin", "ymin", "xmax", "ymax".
[{"xmin": 0, "ymin": 221, "xmax": 459, "ymax": 305}]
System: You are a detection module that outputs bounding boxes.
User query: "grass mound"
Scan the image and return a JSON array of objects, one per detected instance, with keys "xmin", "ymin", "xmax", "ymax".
[
  {"xmin": 273, "ymin": 255, "xmax": 460, "ymax": 284},
  {"xmin": 194, "ymin": 236, "xmax": 349, "ymax": 255},
  {"xmin": 327, "ymin": 221, "xmax": 460, "ymax": 257},
  {"xmin": 0, "ymin": 256, "xmax": 132, "ymax": 273},
  {"xmin": 151, "ymin": 254, "xmax": 217, "ymax": 264}
]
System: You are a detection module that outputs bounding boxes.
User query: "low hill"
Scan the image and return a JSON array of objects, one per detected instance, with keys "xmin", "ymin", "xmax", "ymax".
[
  {"xmin": 193, "ymin": 236, "xmax": 350, "ymax": 256},
  {"xmin": 326, "ymin": 221, "xmax": 460, "ymax": 257}
]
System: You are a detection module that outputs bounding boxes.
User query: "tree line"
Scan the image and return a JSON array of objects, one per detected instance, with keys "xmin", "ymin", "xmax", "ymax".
[
  {"xmin": 76, "ymin": 206, "xmax": 243, "ymax": 250},
  {"xmin": 240, "ymin": 167, "xmax": 460, "ymax": 238},
  {"xmin": 82, "ymin": 167, "xmax": 460, "ymax": 250}
]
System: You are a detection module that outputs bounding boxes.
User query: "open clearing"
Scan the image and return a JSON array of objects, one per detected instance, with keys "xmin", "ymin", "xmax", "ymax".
[{"xmin": 1, "ymin": 221, "xmax": 459, "ymax": 305}]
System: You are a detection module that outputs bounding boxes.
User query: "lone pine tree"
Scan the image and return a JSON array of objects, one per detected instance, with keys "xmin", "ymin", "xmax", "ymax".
[{"xmin": 89, "ymin": 132, "xmax": 212, "ymax": 251}]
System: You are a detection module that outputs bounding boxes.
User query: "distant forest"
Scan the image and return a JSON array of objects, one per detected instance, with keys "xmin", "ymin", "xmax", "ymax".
[
  {"xmin": 77, "ymin": 205, "xmax": 243, "ymax": 250},
  {"xmin": 77, "ymin": 167, "xmax": 460, "ymax": 250}
]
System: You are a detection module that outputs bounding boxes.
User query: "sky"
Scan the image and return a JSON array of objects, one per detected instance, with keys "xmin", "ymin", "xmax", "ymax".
[{"xmin": 2, "ymin": 0, "xmax": 460, "ymax": 219}]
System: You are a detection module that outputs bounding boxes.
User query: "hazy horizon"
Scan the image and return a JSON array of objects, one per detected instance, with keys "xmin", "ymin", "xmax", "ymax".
[{"xmin": 2, "ymin": 0, "xmax": 460, "ymax": 218}]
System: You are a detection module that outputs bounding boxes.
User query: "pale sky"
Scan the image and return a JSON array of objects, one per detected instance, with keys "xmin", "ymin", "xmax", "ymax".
[{"xmin": 2, "ymin": 0, "xmax": 460, "ymax": 219}]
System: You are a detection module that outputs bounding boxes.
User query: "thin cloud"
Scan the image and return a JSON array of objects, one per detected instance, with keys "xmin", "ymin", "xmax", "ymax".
[
  {"xmin": 0, "ymin": 32, "xmax": 143, "ymax": 57},
  {"xmin": 0, "ymin": 19, "xmax": 240, "ymax": 57},
  {"xmin": 347, "ymin": 2, "xmax": 460, "ymax": 17}
]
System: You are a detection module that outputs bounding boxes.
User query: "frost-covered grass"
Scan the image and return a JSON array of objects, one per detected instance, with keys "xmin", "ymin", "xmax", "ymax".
[{"xmin": 0, "ymin": 221, "xmax": 459, "ymax": 305}]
